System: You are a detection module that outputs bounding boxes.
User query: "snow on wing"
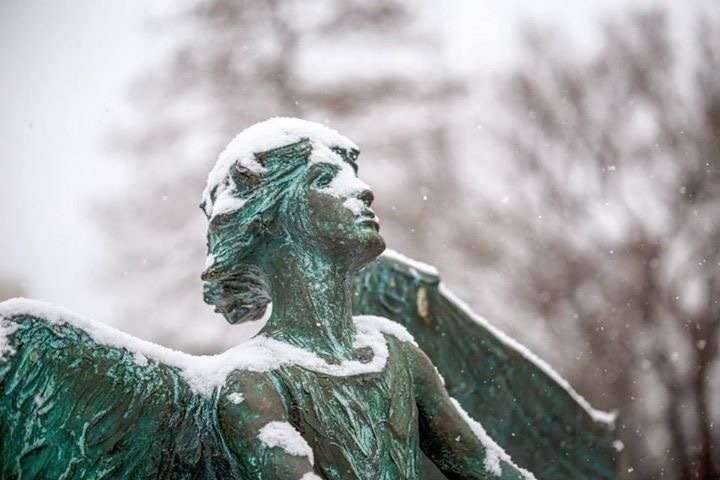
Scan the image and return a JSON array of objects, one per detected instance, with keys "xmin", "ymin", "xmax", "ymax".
[
  {"xmin": 0, "ymin": 306, "xmax": 238, "ymax": 480},
  {"xmin": 352, "ymin": 250, "xmax": 620, "ymax": 480}
]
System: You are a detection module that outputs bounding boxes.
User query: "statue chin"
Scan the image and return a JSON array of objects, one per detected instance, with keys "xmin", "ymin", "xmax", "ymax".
[{"xmin": 352, "ymin": 231, "xmax": 386, "ymax": 271}]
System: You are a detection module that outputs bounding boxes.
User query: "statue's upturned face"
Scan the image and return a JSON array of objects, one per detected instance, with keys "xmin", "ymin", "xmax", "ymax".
[{"xmin": 286, "ymin": 147, "xmax": 386, "ymax": 270}]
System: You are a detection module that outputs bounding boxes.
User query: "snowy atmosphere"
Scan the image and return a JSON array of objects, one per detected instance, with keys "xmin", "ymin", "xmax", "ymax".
[{"xmin": 1, "ymin": 0, "xmax": 719, "ymax": 477}]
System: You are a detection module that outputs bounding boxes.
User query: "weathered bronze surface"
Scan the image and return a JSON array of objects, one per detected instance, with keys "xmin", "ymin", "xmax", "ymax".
[{"xmin": 0, "ymin": 118, "xmax": 618, "ymax": 479}]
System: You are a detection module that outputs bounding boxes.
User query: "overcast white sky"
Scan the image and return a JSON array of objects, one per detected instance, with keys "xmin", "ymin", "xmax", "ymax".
[
  {"xmin": 0, "ymin": 0, "xmax": 700, "ymax": 322},
  {"xmin": 0, "ymin": 0, "xmax": 178, "ymax": 319}
]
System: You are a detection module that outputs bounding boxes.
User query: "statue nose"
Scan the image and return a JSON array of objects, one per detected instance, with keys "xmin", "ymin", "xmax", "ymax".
[{"xmin": 358, "ymin": 189, "xmax": 374, "ymax": 206}]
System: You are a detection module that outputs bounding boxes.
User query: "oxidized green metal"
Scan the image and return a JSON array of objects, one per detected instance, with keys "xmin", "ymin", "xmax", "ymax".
[
  {"xmin": 352, "ymin": 256, "xmax": 619, "ymax": 479},
  {"xmin": 0, "ymin": 118, "xmax": 618, "ymax": 479}
]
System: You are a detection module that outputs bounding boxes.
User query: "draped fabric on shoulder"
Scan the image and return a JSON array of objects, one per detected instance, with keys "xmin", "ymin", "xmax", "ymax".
[
  {"xmin": 352, "ymin": 250, "xmax": 620, "ymax": 480},
  {"xmin": 0, "ymin": 309, "xmax": 240, "ymax": 479}
]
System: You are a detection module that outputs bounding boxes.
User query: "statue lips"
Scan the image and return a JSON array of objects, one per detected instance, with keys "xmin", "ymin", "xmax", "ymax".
[{"xmin": 356, "ymin": 210, "xmax": 380, "ymax": 231}]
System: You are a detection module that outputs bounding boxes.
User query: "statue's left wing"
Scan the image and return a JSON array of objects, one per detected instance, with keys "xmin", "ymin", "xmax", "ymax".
[
  {"xmin": 0, "ymin": 298, "xmax": 236, "ymax": 480},
  {"xmin": 352, "ymin": 250, "xmax": 620, "ymax": 480}
]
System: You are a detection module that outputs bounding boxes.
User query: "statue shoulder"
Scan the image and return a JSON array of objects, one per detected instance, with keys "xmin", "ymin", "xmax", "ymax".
[
  {"xmin": 219, "ymin": 369, "xmax": 285, "ymax": 418},
  {"xmin": 354, "ymin": 316, "xmax": 441, "ymax": 382},
  {"xmin": 353, "ymin": 314, "xmax": 424, "ymax": 373},
  {"xmin": 353, "ymin": 314, "xmax": 418, "ymax": 346},
  {"xmin": 217, "ymin": 369, "xmax": 290, "ymax": 463}
]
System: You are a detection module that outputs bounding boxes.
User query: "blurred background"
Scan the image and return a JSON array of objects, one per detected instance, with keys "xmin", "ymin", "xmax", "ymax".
[{"xmin": 1, "ymin": 0, "xmax": 718, "ymax": 477}]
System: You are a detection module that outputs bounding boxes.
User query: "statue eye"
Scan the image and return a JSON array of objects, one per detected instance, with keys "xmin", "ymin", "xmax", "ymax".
[
  {"xmin": 312, "ymin": 168, "xmax": 336, "ymax": 189},
  {"xmin": 308, "ymin": 161, "xmax": 341, "ymax": 190}
]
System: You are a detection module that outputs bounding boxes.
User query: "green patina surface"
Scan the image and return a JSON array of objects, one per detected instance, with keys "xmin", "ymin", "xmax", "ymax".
[
  {"xmin": 352, "ymin": 257, "xmax": 619, "ymax": 479},
  {"xmin": 0, "ymin": 317, "xmax": 237, "ymax": 479},
  {"xmin": 0, "ymin": 118, "xmax": 618, "ymax": 479}
]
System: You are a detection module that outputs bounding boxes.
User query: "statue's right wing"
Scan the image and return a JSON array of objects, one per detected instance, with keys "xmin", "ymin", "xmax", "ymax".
[
  {"xmin": 352, "ymin": 251, "xmax": 620, "ymax": 480},
  {"xmin": 0, "ymin": 298, "xmax": 236, "ymax": 480}
]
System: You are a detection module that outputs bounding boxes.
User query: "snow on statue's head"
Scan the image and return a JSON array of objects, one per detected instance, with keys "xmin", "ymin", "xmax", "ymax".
[{"xmin": 200, "ymin": 117, "xmax": 366, "ymax": 325}]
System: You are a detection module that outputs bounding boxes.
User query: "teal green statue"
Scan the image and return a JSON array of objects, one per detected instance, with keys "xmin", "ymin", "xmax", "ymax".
[{"xmin": 0, "ymin": 118, "xmax": 619, "ymax": 479}]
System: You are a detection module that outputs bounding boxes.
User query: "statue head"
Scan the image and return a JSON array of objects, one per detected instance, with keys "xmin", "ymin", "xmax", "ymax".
[{"xmin": 200, "ymin": 118, "xmax": 385, "ymax": 324}]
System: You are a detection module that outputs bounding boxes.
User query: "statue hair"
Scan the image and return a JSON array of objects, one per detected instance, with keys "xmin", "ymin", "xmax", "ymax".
[{"xmin": 201, "ymin": 139, "xmax": 313, "ymax": 324}]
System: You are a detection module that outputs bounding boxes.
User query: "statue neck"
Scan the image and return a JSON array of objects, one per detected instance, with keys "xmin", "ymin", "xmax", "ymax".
[{"xmin": 259, "ymin": 245, "xmax": 358, "ymax": 361}]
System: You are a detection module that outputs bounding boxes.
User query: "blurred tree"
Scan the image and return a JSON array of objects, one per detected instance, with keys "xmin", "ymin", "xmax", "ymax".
[
  {"xmin": 480, "ymin": 10, "xmax": 720, "ymax": 479},
  {"xmin": 101, "ymin": 0, "xmax": 463, "ymax": 353}
]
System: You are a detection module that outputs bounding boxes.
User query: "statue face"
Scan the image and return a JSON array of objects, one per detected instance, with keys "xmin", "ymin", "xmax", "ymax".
[{"xmin": 287, "ymin": 150, "xmax": 385, "ymax": 269}]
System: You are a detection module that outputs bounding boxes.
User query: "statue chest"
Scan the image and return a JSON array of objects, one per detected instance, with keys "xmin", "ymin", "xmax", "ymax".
[{"xmin": 272, "ymin": 337, "xmax": 420, "ymax": 480}]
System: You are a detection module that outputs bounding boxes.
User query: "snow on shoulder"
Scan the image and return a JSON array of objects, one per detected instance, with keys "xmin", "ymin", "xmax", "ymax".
[
  {"xmin": 202, "ymin": 117, "xmax": 358, "ymax": 219},
  {"xmin": 258, "ymin": 421, "xmax": 314, "ymax": 465},
  {"xmin": 0, "ymin": 299, "xmax": 413, "ymax": 398},
  {"xmin": 354, "ymin": 315, "xmax": 418, "ymax": 347}
]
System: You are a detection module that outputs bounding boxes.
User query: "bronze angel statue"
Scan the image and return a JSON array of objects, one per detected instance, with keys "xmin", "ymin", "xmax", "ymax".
[{"xmin": 0, "ymin": 118, "xmax": 619, "ymax": 479}]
